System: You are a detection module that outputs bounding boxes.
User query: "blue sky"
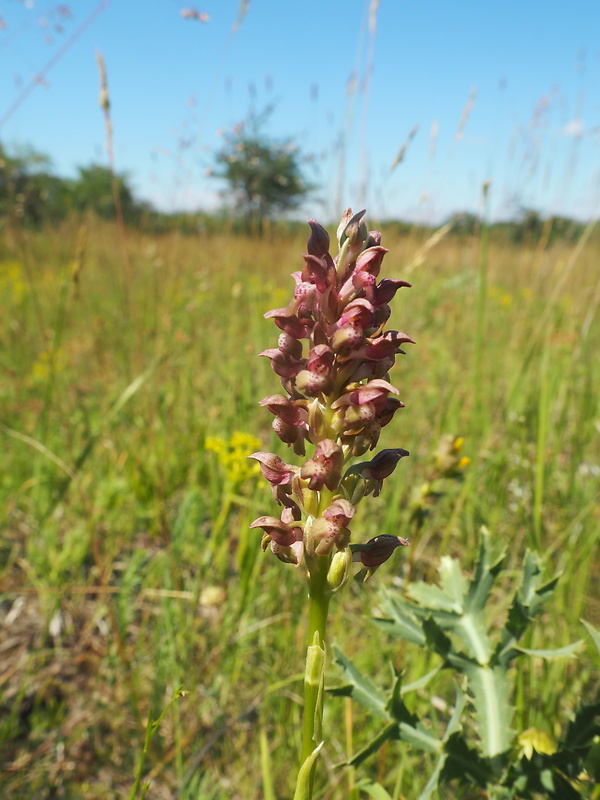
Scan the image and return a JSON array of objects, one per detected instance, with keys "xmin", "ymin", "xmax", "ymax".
[{"xmin": 1, "ymin": 0, "xmax": 599, "ymax": 223}]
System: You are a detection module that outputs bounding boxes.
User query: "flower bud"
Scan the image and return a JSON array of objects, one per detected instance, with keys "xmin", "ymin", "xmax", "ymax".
[
  {"xmin": 336, "ymin": 208, "xmax": 354, "ymax": 248},
  {"xmin": 339, "ymin": 208, "xmax": 367, "ymax": 249},
  {"xmin": 326, "ymin": 549, "xmax": 352, "ymax": 593},
  {"xmin": 307, "ymin": 219, "xmax": 330, "ymax": 258},
  {"xmin": 308, "ymin": 397, "xmax": 328, "ymax": 444},
  {"xmin": 337, "ymin": 210, "xmax": 369, "ymax": 282},
  {"xmin": 366, "ymin": 230, "xmax": 382, "ymax": 247}
]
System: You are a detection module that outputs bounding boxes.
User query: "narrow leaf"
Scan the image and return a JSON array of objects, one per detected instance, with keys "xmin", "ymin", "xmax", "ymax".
[
  {"xmin": 514, "ymin": 642, "xmax": 582, "ymax": 660},
  {"xmin": 415, "ymin": 753, "xmax": 448, "ymax": 800},
  {"xmin": 347, "ymin": 722, "xmax": 399, "ymax": 768},
  {"xmin": 443, "ymin": 683, "xmax": 467, "ymax": 742},
  {"xmin": 373, "ymin": 589, "xmax": 427, "ymax": 645},
  {"xmin": 465, "ymin": 529, "xmax": 505, "ymax": 613},
  {"xmin": 401, "ymin": 666, "xmax": 440, "ymax": 695},
  {"xmin": 398, "ymin": 721, "xmax": 443, "ymax": 754},
  {"xmin": 293, "ymin": 741, "xmax": 323, "ymax": 800},
  {"xmin": 260, "ymin": 727, "xmax": 276, "ymax": 800},
  {"xmin": 581, "ymin": 619, "xmax": 600, "ymax": 661},
  {"xmin": 370, "ymin": 614, "xmax": 425, "ymax": 646},
  {"xmin": 331, "ymin": 645, "xmax": 389, "ymax": 720},
  {"xmin": 353, "ymin": 778, "xmax": 395, "ymax": 800}
]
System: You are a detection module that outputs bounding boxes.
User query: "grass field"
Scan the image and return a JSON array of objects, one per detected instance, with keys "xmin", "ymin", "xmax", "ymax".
[{"xmin": 1, "ymin": 215, "xmax": 599, "ymax": 798}]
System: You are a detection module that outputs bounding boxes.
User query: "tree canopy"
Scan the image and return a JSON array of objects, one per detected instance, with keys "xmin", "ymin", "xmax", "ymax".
[
  {"xmin": 0, "ymin": 142, "xmax": 147, "ymax": 227},
  {"xmin": 211, "ymin": 112, "xmax": 312, "ymax": 234}
]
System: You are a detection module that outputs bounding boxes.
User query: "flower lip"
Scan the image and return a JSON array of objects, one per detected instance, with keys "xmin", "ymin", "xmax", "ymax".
[
  {"xmin": 250, "ymin": 515, "xmax": 300, "ymax": 547},
  {"xmin": 350, "ymin": 534, "xmax": 409, "ymax": 567},
  {"xmin": 331, "ymin": 378, "xmax": 399, "ymax": 409},
  {"xmin": 264, "ymin": 308, "xmax": 310, "ymax": 339},
  {"xmin": 248, "ymin": 452, "xmax": 296, "ymax": 485}
]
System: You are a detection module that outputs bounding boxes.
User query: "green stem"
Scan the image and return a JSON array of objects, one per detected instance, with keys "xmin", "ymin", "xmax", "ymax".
[{"xmin": 297, "ymin": 555, "xmax": 331, "ymax": 799}]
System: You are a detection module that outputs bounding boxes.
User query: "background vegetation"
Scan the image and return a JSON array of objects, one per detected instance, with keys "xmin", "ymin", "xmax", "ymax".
[{"xmin": 0, "ymin": 169, "xmax": 599, "ymax": 796}]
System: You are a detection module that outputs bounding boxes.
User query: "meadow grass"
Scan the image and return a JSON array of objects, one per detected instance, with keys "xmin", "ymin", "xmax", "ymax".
[{"xmin": 1, "ymin": 216, "xmax": 598, "ymax": 798}]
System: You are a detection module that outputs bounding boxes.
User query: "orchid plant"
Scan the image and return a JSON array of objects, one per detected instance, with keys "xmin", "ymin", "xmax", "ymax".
[{"xmin": 249, "ymin": 209, "xmax": 414, "ymax": 798}]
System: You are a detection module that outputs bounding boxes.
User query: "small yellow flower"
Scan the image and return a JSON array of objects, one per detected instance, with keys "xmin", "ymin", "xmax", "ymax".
[
  {"xmin": 31, "ymin": 348, "xmax": 66, "ymax": 382},
  {"xmin": 518, "ymin": 727, "xmax": 556, "ymax": 760},
  {"xmin": 434, "ymin": 435, "xmax": 470, "ymax": 478},
  {"xmin": 205, "ymin": 431, "xmax": 262, "ymax": 486}
]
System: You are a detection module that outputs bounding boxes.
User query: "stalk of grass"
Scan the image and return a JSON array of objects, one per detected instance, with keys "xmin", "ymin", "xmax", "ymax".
[
  {"xmin": 96, "ymin": 50, "xmax": 132, "ymax": 324},
  {"xmin": 260, "ymin": 726, "xmax": 277, "ymax": 800},
  {"xmin": 129, "ymin": 687, "xmax": 186, "ymax": 800},
  {"xmin": 532, "ymin": 338, "xmax": 549, "ymax": 550},
  {"xmin": 473, "ymin": 180, "xmax": 491, "ymax": 444}
]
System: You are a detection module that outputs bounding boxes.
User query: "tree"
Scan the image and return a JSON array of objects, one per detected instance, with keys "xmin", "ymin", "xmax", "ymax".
[
  {"xmin": 445, "ymin": 211, "xmax": 481, "ymax": 236},
  {"xmin": 72, "ymin": 165, "xmax": 148, "ymax": 222},
  {"xmin": 211, "ymin": 111, "xmax": 312, "ymax": 234},
  {"xmin": 0, "ymin": 142, "xmax": 72, "ymax": 225}
]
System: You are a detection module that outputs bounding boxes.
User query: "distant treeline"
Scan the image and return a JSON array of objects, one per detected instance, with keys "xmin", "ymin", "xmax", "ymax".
[{"xmin": 0, "ymin": 142, "xmax": 590, "ymax": 244}]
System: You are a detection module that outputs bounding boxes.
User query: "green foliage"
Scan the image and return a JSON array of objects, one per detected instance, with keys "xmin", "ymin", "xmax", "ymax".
[
  {"xmin": 0, "ymin": 142, "xmax": 71, "ymax": 225},
  {"xmin": 1, "ymin": 220, "xmax": 598, "ymax": 798},
  {"xmin": 211, "ymin": 109, "xmax": 312, "ymax": 234},
  {"xmin": 331, "ymin": 533, "xmax": 599, "ymax": 798},
  {"xmin": 72, "ymin": 164, "xmax": 150, "ymax": 222},
  {"xmin": 0, "ymin": 142, "xmax": 148, "ymax": 227}
]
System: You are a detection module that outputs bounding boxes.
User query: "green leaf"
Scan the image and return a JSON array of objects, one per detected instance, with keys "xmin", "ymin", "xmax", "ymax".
[
  {"xmin": 372, "ymin": 590, "xmax": 427, "ymax": 645},
  {"xmin": 441, "ymin": 732, "xmax": 493, "ymax": 787},
  {"xmin": 415, "ymin": 753, "xmax": 447, "ymax": 800},
  {"xmin": 464, "ymin": 529, "xmax": 505, "ymax": 611},
  {"xmin": 401, "ymin": 666, "xmax": 440, "ymax": 695},
  {"xmin": 293, "ymin": 741, "xmax": 323, "ymax": 800},
  {"xmin": 514, "ymin": 642, "xmax": 582, "ymax": 659},
  {"xmin": 517, "ymin": 550, "xmax": 560, "ymax": 618},
  {"xmin": 353, "ymin": 778, "xmax": 394, "ymax": 800},
  {"xmin": 385, "ymin": 671, "xmax": 418, "ymax": 725},
  {"xmin": 398, "ymin": 721, "xmax": 443, "ymax": 754},
  {"xmin": 260, "ymin": 727, "xmax": 276, "ymax": 800},
  {"xmin": 408, "ymin": 578, "xmax": 463, "ymax": 612},
  {"xmin": 413, "ymin": 684, "xmax": 471, "ymax": 799},
  {"xmin": 562, "ymin": 696, "xmax": 600, "ymax": 752},
  {"xmin": 346, "ymin": 722, "xmax": 399, "ymax": 768},
  {"xmin": 497, "ymin": 550, "xmax": 560, "ymax": 664},
  {"xmin": 452, "ymin": 610, "xmax": 493, "ymax": 665},
  {"xmin": 370, "ymin": 613, "xmax": 426, "ymax": 645},
  {"xmin": 463, "ymin": 664, "xmax": 513, "ymax": 757},
  {"xmin": 421, "ymin": 617, "xmax": 475, "ymax": 672},
  {"xmin": 438, "ymin": 555, "xmax": 469, "ymax": 608},
  {"xmin": 443, "ymin": 683, "xmax": 467, "ymax": 742},
  {"xmin": 406, "ymin": 534, "xmax": 501, "ymax": 665},
  {"xmin": 330, "ymin": 645, "xmax": 389, "ymax": 720},
  {"xmin": 581, "ymin": 619, "xmax": 600, "ymax": 662}
]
